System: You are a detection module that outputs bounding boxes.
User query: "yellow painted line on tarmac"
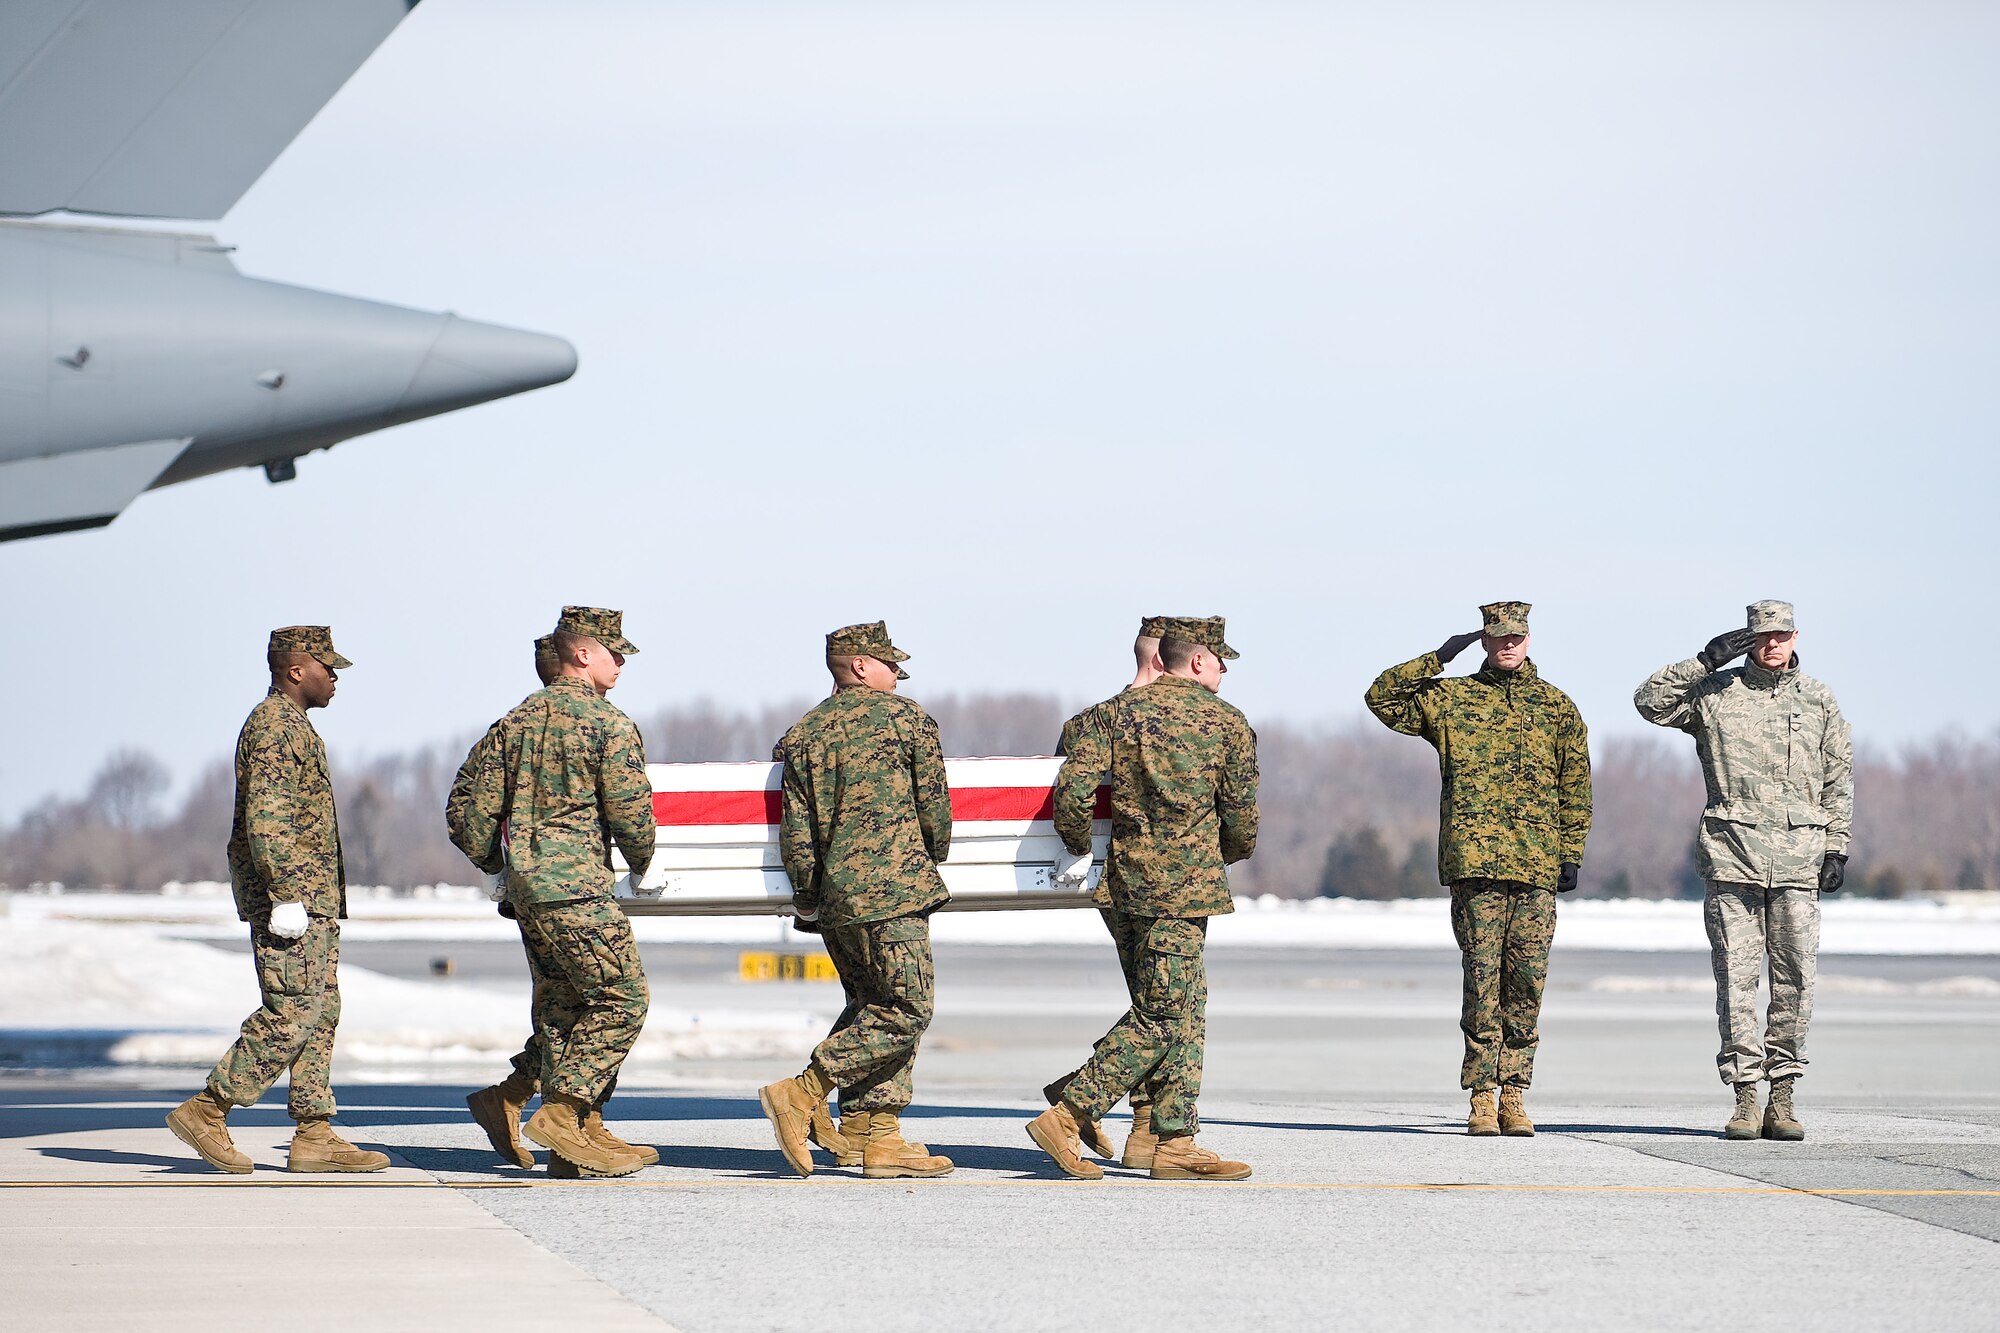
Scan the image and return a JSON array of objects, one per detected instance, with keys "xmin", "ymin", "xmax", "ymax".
[{"xmin": 5, "ymin": 1178, "xmax": 1993, "ymax": 1198}]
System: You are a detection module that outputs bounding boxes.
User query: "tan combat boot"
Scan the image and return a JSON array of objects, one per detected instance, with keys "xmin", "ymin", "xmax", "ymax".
[
  {"xmin": 1026, "ymin": 1102, "xmax": 1105, "ymax": 1179},
  {"xmin": 806, "ymin": 1101, "xmax": 855, "ymax": 1165},
  {"xmin": 525, "ymin": 1091, "xmax": 644, "ymax": 1177},
  {"xmin": 1043, "ymin": 1072, "xmax": 1115, "ymax": 1160},
  {"xmin": 758, "ymin": 1064, "xmax": 834, "ymax": 1176},
  {"xmin": 165, "ymin": 1089, "xmax": 251, "ymax": 1174},
  {"xmin": 1149, "ymin": 1136, "xmax": 1252, "ymax": 1181},
  {"xmin": 289, "ymin": 1119, "xmax": 391, "ymax": 1173},
  {"xmin": 584, "ymin": 1110, "xmax": 658, "ymax": 1167},
  {"xmin": 1467, "ymin": 1089, "xmax": 1500, "ymax": 1136},
  {"xmin": 466, "ymin": 1070, "xmax": 537, "ymax": 1168},
  {"xmin": 1725, "ymin": 1083, "xmax": 1761, "ymax": 1140},
  {"xmin": 1498, "ymin": 1086, "xmax": 1535, "ymax": 1137},
  {"xmin": 862, "ymin": 1112, "xmax": 953, "ymax": 1179},
  {"xmin": 1763, "ymin": 1077, "xmax": 1805, "ymax": 1142},
  {"xmin": 834, "ymin": 1110, "xmax": 869, "ymax": 1167},
  {"xmin": 1121, "ymin": 1104, "xmax": 1160, "ymax": 1170}
]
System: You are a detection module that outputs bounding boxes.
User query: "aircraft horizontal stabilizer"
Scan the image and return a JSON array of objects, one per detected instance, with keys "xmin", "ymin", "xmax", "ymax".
[
  {"xmin": 0, "ymin": 0, "xmax": 418, "ymax": 220},
  {"xmin": 0, "ymin": 437, "xmax": 191, "ymax": 543}
]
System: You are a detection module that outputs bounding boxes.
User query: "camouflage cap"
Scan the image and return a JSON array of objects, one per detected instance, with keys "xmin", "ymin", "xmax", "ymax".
[
  {"xmin": 532, "ymin": 634, "xmax": 558, "ymax": 684},
  {"xmin": 554, "ymin": 605, "xmax": 639, "ymax": 655},
  {"xmin": 1746, "ymin": 600, "xmax": 1796, "ymax": 634},
  {"xmin": 1138, "ymin": 615, "xmax": 1169, "ymax": 640},
  {"xmin": 1480, "ymin": 601, "xmax": 1531, "ymax": 637},
  {"xmin": 826, "ymin": 620, "xmax": 910, "ymax": 680},
  {"xmin": 1159, "ymin": 615, "xmax": 1241, "ymax": 661},
  {"xmin": 268, "ymin": 625, "xmax": 351, "ymax": 670}
]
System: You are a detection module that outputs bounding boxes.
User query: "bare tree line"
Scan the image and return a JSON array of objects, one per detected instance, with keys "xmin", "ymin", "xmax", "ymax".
[{"xmin": 3, "ymin": 695, "xmax": 1996, "ymax": 900}]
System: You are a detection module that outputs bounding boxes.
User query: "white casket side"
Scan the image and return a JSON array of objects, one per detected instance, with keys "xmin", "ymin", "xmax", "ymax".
[{"xmin": 613, "ymin": 756, "xmax": 1111, "ymax": 916}]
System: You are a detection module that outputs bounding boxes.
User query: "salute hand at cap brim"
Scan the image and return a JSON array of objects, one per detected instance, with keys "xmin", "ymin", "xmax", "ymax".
[{"xmin": 1436, "ymin": 630, "xmax": 1484, "ymax": 665}]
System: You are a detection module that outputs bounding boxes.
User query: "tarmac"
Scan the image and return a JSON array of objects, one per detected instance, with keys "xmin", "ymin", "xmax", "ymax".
[{"xmin": 4, "ymin": 942, "xmax": 1998, "ymax": 1331}]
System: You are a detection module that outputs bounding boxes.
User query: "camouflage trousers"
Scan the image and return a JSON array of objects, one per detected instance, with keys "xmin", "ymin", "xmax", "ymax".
[
  {"xmin": 815, "ymin": 914, "xmax": 936, "ymax": 1114},
  {"xmin": 1706, "ymin": 882, "xmax": 1819, "ymax": 1085},
  {"xmin": 209, "ymin": 915, "xmax": 341, "ymax": 1120},
  {"xmin": 516, "ymin": 897, "xmax": 649, "ymax": 1105},
  {"xmin": 502, "ymin": 918, "xmax": 624, "ymax": 1108},
  {"xmin": 1450, "ymin": 880, "xmax": 1556, "ymax": 1090},
  {"xmin": 1062, "ymin": 915, "xmax": 1208, "ymax": 1138}
]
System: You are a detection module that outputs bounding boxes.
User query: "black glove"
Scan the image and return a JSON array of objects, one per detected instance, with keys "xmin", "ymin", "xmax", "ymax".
[
  {"xmin": 1437, "ymin": 630, "xmax": 1483, "ymax": 665},
  {"xmin": 790, "ymin": 911, "xmax": 822, "ymax": 936},
  {"xmin": 1556, "ymin": 862, "xmax": 1579, "ymax": 894},
  {"xmin": 1819, "ymin": 853, "xmax": 1846, "ymax": 893},
  {"xmin": 1697, "ymin": 630, "xmax": 1754, "ymax": 672}
]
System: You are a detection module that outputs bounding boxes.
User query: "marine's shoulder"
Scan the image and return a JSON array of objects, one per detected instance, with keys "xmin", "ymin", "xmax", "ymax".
[
  {"xmin": 1066, "ymin": 695, "xmax": 1119, "ymax": 732},
  {"xmin": 876, "ymin": 691, "xmax": 934, "ymax": 725},
  {"xmin": 242, "ymin": 692, "xmax": 310, "ymax": 742},
  {"xmin": 1526, "ymin": 673, "xmax": 1580, "ymax": 711}
]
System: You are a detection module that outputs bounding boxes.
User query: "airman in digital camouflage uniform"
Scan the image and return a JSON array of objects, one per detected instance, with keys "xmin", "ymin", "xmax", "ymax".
[
  {"xmin": 448, "ymin": 608, "xmax": 656, "ymax": 1177},
  {"xmin": 1635, "ymin": 600, "xmax": 1852, "ymax": 1141},
  {"xmin": 1028, "ymin": 616, "xmax": 1260, "ymax": 1181},
  {"xmin": 166, "ymin": 627, "xmax": 389, "ymax": 1174},
  {"xmin": 1039, "ymin": 615, "xmax": 1167, "ymax": 1168},
  {"xmin": 759, "ymin": 621, "xmax": 956, "ymax": 1179},
  {"xmin": 1365, "ymin": 602, "xmax": 1591, "ymax": 1136}
]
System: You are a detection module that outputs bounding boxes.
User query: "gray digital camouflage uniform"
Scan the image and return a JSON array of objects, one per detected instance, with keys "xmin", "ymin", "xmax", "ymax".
[{"xmin": 1634, "ymin": 603, "xmax": 1853, "ymax": 1085}]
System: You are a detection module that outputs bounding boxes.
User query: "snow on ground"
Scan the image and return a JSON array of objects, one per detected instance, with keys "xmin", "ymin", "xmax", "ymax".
[
  {"xmin": 9, "ymin": 886, "xmax": 2000, "ymax": 955},
  {"xmin": 0, "ymin": 914, "xmax": 819, "ymax": 1070},
  {"xmin": 3, "ymin": 888, "xmax": 1998, "ymax": 1070}
]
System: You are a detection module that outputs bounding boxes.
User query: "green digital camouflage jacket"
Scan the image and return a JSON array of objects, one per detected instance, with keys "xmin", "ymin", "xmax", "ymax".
[
  {"xmin": 1054, "ymin": 675, "xmax": 1259, "ymax": 919},
  {"xmin": 1056, "ymin": 694, "xmax": 1121, "ymax": 907},
  {"xmin": 1634, "ymin": 656, "xmax": 1852, "ymax": 888},
  {"xmin": 445, "ymin": 676, "xmax": 655, "ymax": 906},
  {"xmin": 1365, "ymin": 652, "xmax": 1592, "ymax": 890},
  {"xmin": 773, "ymin": 685, "xmax": 952, "ymax": 928},
  {"xmin": 226, "ymin": 688, "xmax": 346, "ymax": 922}
]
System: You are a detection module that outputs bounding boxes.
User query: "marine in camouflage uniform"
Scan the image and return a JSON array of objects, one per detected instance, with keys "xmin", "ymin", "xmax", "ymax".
[
  {"xmin": 759, "ymin": 621, "xmax": 955, "ymax": 1179},
  {"xmin": 1365, "ymin": 602, "xmax": 1591, "ymax": 1135},
  {"xmin": 1029, "ymin": 616, "xmax": 1260, "ymax": 1181},
  {"xmin": 165, "ymin": 627, "xmax": 387, "ymax": 1174},
  {"xmin": 1635, "ymin": 600, "xmax": 1852, "ymax": 1141},
  {"xmin": 448, "ymin": 608, "xmax": 657, "ymax": 1176},
  {"xmin": 1040, "ymin": 615, "xmax": 1168, "ymax": 1166},
  {"xmin": 454, "ymin": 634, "xmax": 614, "ymax": 1170}
]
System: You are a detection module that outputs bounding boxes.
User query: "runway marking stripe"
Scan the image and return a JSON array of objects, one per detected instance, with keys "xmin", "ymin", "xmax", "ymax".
[{"xmin": 4, "ymin": 1180, "xmax": 1996, "ymax": 1197}]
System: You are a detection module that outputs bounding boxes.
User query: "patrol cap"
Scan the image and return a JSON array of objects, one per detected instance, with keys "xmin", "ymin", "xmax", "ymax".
[
  {"xmin": 554, "ymin": 606, "xmax": 639, "ymax": 655},
  {"xmin": 1746, "ymin": 600, "xmax": 1796, "ymax": 634},
  {"xmin": 268, "ymin": 626, "xmax": 351, "ymax": 670},
  {"xmin": 826, "ymin": 620, "xmax": 910, "ymax": 680},
  {"xmin": 1159, "ymin": 615, "xmax": 1241, "ymax": 661},
  {"xmin": 532, "ymin": 634, "xmax": 558, "ymax": 684},
  {"xmin": 1480, "ymin": 601, "xmax": 1531, "ymax": 637},
  {"xmin": 1138, "ymin": 615, "xmax": 1168, "ymax": 640}
]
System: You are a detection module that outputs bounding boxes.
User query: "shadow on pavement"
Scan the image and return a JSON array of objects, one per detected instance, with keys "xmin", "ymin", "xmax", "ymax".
[{"xmin": 38, "ymin": 1145, "xmax": 224, "ymax": 1173}]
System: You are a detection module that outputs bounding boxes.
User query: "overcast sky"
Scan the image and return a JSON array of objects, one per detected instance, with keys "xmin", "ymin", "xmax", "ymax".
[{"xmin": 4, "ymin": 0, "xmax": 1997, "ymax": 817}]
